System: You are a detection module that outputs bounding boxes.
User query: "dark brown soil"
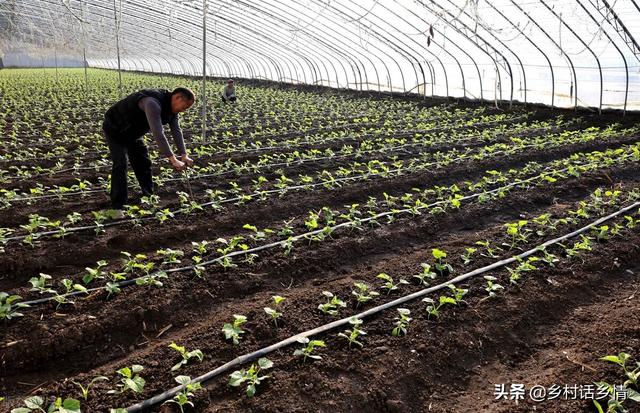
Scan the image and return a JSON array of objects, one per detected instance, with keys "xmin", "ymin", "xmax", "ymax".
[{"xmin": 1, "ymin": 89, "xmax": 639, "ymax": 413}]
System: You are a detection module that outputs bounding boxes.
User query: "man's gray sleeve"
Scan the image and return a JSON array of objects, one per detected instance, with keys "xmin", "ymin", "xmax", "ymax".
[
  {"xmin": 139, "ymin": 97, "xmax": 173, "ymax": 157},
  {"xmin": 169, "ymin": 116, "xmax": 187, "ymax": 155}
]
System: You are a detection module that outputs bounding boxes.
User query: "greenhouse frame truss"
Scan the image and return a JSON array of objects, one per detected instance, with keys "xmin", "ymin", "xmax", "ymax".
[{"xmin": 1, "ymin": 0, "xmax": 639, "ymax": 114}]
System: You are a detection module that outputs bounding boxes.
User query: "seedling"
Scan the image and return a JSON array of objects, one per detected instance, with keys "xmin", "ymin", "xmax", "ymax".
[
  {"xmin": 222, "ymin": 314, "xmax": 247, "ymax": 345},
  {"xmin": 191, "ymin": 255, "xmax": 205, "ymax": 279},
  {"xmin": 168, "ymin": 342, "xmax": 204, "ymax": 371},
  {"xmin": 483, "ymin": 276, "xmax": 504, "ymax": 298},
  {"xmin": 460, "ymin": 247, "xmax": 477, "ymax": 265},
  {"xmin": 432, "ymin": 248, "xmax": 453, "ymax": 275},
  {"xmin": 243, "ymin": 223, "xmax": 273, "ymax": 242},
  {"xmin": 422, "ymin": 295, "xmax": 457, "ymax": 319},
  {"xmin": 539, "ymin": 247, "xmax": 560, "ymax": 267},
  {"xmin": 377, "ymin": 273, "xmax": 409, "ymax": 295},
  {"xmin": 191, "ymin": 240, "xmax": 209, "ymax": 255},
  {"xmin": 135, "ymin": 271, "xmax": 168, "ymax": 287},
  {"xmin": 476, "ymin": 240, "xmax": 501, "ymax": 258},
  {"xmin": 108, "ymin": 365, "xmax": 145, "ymax": 394},
  {"xmin": 72, "ymin": 376, "xmax": 109, "ymax": 400},
  {"xmin": 163, "ymin": 376, "xmax": 202, "ymax": 413},
  {"xmin": 263, "ymin": 295, "xmax": 285, "ymax": 327},
  {"xmin": 391, "ymin": 308, "xmax": 412, "ymax": 337},
  {"xmin": 11, "ymin": 396, "xmax": 81, "ymax": 413},
  {"xmin": 82, "ymin": 260, "xmax": 108, "ymax": 284},
  {"xmin": 29, "ymin": 273, "xmax": 56, "ymax": 295},
  {"xmin": 0, "ymin": 292, "xmax": 29, "ymax": 320},
  {"xmin": 591, "ymin": 225, "xmax": 610, "ymax": 242},
  {"xmin": 105, "ymin": 271, "xmax": 127, "ymax": 298},
  {"xmin": 53, "ymin": 279, "xmax": 87, "ymax": 309},
  {"xmin": 413, "ymin": 263, "xmax": 437, "ymax": 285},
  {"xmin": 121, "ymin": 252, "xmax": 148, "ymax": 275},
  {"xmin": 277, "ymin": 219, "xmax": 295, "ymax": 237},
  {"xmin": 155, "ymin": 208, "xmax": 174, "ymax": 223},
  {"xmin": 317, "ymin": 291, "xmax": 346, "ymax": 316},
  {"xmin": 338, "ymin": 317, "xmax": 366, "ymax": 348},
  {"xmin": 157, "ymin": 248, "xmax": 184, "ymax": 265},
  {"xmin": 565, "ymin": 235, "xmax": 593, "ymax": 258},
  {"xmin": 293, "ymin": 337, "xmax": 326, "ymax": 361},
  {"xmin": 228, "ymin": 357, "xmax": 273, "ymax": 398},
  {"xmin": 591, "ymin": 382, "xmax": 631, "ymax": 413},
  {"xmin": 504, "ymin": 220, "xmax": 530, "ymax": 249},
  {"xmin": 351, "ymin": 282, "xmax": 379, "ymax": 308},
  {"xmin": 600, "ymin": 353, "xmax": 640, "ymax": 388},
  {"xmin": 446, "ymin": 284, "xmax": 469, "ymax": 305}
]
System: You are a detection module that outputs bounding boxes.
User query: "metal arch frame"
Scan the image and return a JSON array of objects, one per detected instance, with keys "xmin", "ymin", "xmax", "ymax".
[
  {"xmin": 582, "ymin": 0, "xmax": 629, "ymax": 115},
  {"xmin": 540, "ymin": 0, "xmax": 603, "ymax": 114},
  {"xmin": 4, "ymin": 1, "xmax": 422, "ymax": 95},
  {"xmin": 399, "ymin": 2, "xmax": 487, "ymax": 100},
  {"xmin": 239, "ymin": 0, "xmax": 379, "ymax": 92},
  {"xmin": 176, "ymin": 0, "xmax": 323, "ymax": 84},
  {"xmin": 200, "ymin": 5, "xmax": 326, "ymax": 86},
  {"xmin": 510, "ymin": 0, "xmax": 579, "ymax": 110},
  {"xmin": 485, "ymin": 2, "xmax": 554, "ymax": 107},
  {"xmin": 201, "ymin": 1, "xmax": 331, "ymax": 85},
  {"xmin": 414, "ymin": 3, "xmax": 495, "ymax": 100},
  {"xmin": 332, "ymin": 1, "xmax": 425, "ymax": 94},
  {"xmin": 240, "ymin": 0, "xmax": 384, "ymax": 92},
  {"xmin": 0, "ymin": 8, "xmax": 114, "ymax": 60},
  {"xmin": 326, "ymin": 1, "xmax": 413, "ymax": 93},
  {"xmin": 595, "ymin": 0, "xmax": 640, "ymax": 62},
  {"xmin": 439, "ymin": 0, "xmax": 525, "ymax": 107},
  {"xmin": 80, "ymin": 0, "xmax": 283, "ymax": 81},
  {"xmin": 236, "ymin": 0, "xmax": 363, "ymax": 89},
  {"xmin": 90, "ymin": 0, "xmax": 284, "ymax": 80},
  {"xmin": 13, "ymin": 0, "xmax": 243, "ymax": 79},
  {"xmin": 416, "ymin": 0, "xmax": 512, "ymax": 107},
  {"xmin": 252, "ymin": 0, "xmax": 362, "ymax": 87},
  {"xmin": 356, "ymin": 2, "xmax": 436, "ymax": 97},
  {"xmin": 404, "ymin": 3, "xmax": 484, "ymax": 100},
  {"xmin": 5, "ymin": 0, "xmax": 638, "ymax": 111}
]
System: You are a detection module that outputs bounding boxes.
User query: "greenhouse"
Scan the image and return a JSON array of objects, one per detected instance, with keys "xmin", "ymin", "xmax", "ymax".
[{"xmin": 1, "ymin": 0, "xmax": 640, "ymax": 412}]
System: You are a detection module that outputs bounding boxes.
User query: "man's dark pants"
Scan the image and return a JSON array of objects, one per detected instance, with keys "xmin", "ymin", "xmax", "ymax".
[{"xmin": 104, "ymin": 130, "xmax": 153, "ymax": 209}]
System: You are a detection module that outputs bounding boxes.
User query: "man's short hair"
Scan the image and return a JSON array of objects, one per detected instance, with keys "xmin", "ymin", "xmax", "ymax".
[{"xmin": 172, "ymin": 87, "xmax": 195, "ymax": 101}]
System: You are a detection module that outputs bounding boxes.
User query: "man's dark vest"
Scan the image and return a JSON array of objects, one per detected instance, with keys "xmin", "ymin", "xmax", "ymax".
[{"xmin": 103, "ymin": 89, "xmax": 176, "ymax": 142}]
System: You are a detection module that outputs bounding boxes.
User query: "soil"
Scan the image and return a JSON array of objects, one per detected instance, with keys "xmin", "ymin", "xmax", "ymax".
[{"xmin": 1, "ymin": 82, "xmax": 639, "ymax": 413}]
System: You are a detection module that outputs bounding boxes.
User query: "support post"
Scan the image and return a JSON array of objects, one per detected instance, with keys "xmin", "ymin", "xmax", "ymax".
[
  {"xmin": 202, "ymin": 0, "xmax": 208, "ymax": 142},
  {"xmin": 113, "ymin": 0, "xmax": 123, "ymax": 97}
]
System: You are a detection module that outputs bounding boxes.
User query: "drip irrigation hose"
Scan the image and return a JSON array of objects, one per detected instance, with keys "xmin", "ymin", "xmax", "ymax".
[
  {"xmin": 1, "ymin": 104, "xmax": 462, "ymax": 154},
  {"xmin": 14, "ymin": 156, "xmax": 630, "ymax": 308},
  {"xmin": 1, "ymin": 139, "xmax": 576, "ymax": 243},
  {"xmin": 2, "ymin": 114, "xmax": 527, "ymax": 181},
  {"xmin": 5, "ymin": 135, "xmax": 638, "ymax": 243},
  {"xmin": 4, "ymin": 121, "xmax": 556, "ymax": 204},
  {"xmin": 125, "ymin": 200, "xmax": 640, "ymax": 413}
]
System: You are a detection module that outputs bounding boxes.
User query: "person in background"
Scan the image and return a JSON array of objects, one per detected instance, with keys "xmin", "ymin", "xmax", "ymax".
[
  {"xmin": 102, "ymin": 87, "xmax": 195, "ymax": 218},
  {"xmin": 221, "ymin": 79, "xmax": 237, "ymax": 103}
]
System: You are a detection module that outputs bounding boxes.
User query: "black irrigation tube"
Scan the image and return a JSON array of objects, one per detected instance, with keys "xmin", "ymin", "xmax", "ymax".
[
  {"xmin": 3, "ymin": 105, "xmax": 459, "ymax": 156},
  {"xmin": 125, "ymin": 199, "xmax": 640, "ymax": 412},
  {"xmin": 2, "ymin": 112, "xmax": 408, "ymax": 160},
  {"xmin": 0, "ymin": 114, "xmax": 528, "ymax": 180},
  {"xmin": 3, "ymin": 121, "xmax": 561, "ymax": 204},
  {"xmin": 15, "ymin": 150, "xmax": 637, "ymax": 307},
  {"xmin": 4, "ymin": 132, "xmax": 612, "ymax": 243}
]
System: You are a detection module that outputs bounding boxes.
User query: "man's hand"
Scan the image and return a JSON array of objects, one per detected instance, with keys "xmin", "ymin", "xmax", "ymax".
[
  {"xmin": 181, "ymin": 153, "xmax": 194, "ymax": 167},
  {"xmin": 168, "ymin": 155, "xmax": 186, "ymax": 171}
]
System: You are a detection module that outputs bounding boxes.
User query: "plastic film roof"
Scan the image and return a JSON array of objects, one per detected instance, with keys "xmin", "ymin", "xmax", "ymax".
[{"xmin": 1, "ymin": 0, "xmax": 640, "ymax": 111}]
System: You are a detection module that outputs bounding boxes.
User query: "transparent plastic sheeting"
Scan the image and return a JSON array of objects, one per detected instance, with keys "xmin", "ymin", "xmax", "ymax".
[{"xmin": 1, "ymin": 0, "xmax": 639, "ymax": 111}]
